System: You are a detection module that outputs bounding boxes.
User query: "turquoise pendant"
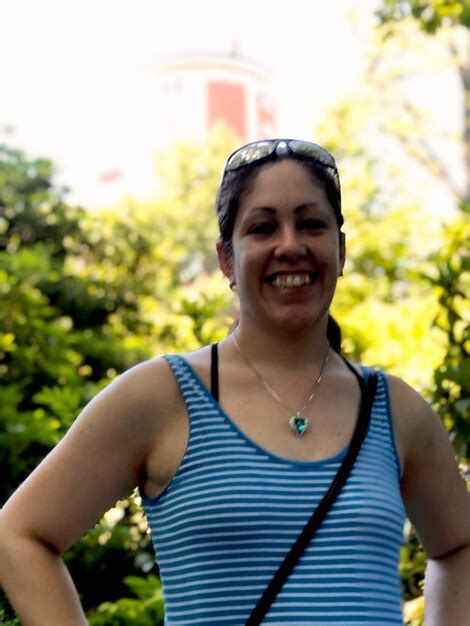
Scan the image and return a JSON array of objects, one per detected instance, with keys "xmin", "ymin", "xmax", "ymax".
[{"xmin": 290, "ymin": 412, "xmax": 309, "ymax": 436}]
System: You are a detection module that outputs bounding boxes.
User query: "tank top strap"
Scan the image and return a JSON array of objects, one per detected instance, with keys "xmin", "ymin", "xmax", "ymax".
[
  {"xmin": 164, "ymin": 354, "xmax": 221, "ymax": 425},
  {"xmin": 163, "ymin": 354, "xmax": 214, "ymax": 406},
  {"xmin": 361, "ymin": 366, "xmax": 402, "ymax": 482}
]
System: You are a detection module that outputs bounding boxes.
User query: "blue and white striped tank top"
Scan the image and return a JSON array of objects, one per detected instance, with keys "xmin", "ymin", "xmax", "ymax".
[{"xmin": 142, "ymin": 355, "xmax": 406, "ymax": 625}]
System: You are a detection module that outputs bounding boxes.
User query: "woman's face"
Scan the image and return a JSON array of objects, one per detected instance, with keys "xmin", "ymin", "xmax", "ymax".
[{"xmin": 218, "ymin": 159, "xmax": 345, "ymax": 333}]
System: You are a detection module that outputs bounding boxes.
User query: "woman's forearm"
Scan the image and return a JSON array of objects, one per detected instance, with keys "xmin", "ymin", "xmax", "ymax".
[
  {"xmin": 424, "ymin": 544, "xmax": 470, "ymax": 626},
  {"xmin": 0, "ymin": 532, "xmax": 87, "ymax": 626}
]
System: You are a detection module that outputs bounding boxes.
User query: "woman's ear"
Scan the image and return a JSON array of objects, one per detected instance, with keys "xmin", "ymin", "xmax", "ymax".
[{"xmin": 216, "ymin": 240, "xmax": 233, "ymax": 282}]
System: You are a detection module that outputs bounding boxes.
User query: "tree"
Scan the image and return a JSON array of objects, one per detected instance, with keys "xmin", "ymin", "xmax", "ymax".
[
  {"xmin": 0, "ymin": 137, "xmax": 235, "ymax": 623},
  {"xmin": 0, "ymin": 145, "xmax": 153, "ymax": 499},
  {"xmin": 308, "ymin": 11, "xmax": 469, "ymax": 622},
  {"xmin": 375, "ymin": 0, "xmax": 469, "ymax": 461},
  {"xmin": 0, "ymin": 144, "xmax": 161, "ymax": 620},
  {"xmin": 151, "ymin": 123, "xmax": 239, "ymax": 276},
  {"xmin": 376, "ymin": 0, "xmax": 470, "ymax": 202},
  {"xmin": 345, "ymin": 5, "xmax": 469, "ymax": 621},
  {"xmin": 425, "ymin": 203, "xmax": 469, "ymax": 461},
  {"xmin": 314, "ymin": 85, "xmax": 447, "ymax": 389},
  {"xmin": 377, "ymin": 0, "xmax": 470, "ymax": 32}
]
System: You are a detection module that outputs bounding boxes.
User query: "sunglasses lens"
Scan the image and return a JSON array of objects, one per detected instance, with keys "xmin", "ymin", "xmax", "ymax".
[
  {"xmin": 224, "ymin": 140, "xmax": 340, "ymax": 193},
  {"xmin": 226, "ymin": 141, "xmax": 275, "ymax": 170},
  {"xmin": 288, "ymin": 140, "xmax": 336, "ymax": 168}
]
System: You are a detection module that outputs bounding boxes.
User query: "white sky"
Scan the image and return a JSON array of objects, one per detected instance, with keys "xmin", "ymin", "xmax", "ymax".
[{"xmin": 0, "ymin": 0, "xmax": 464, "ymax": 208}]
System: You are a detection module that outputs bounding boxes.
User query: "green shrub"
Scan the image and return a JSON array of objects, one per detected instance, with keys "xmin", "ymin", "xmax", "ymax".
[{"xmin": 87, "ymin": 575, "xmax": 164, "ymax": 626}]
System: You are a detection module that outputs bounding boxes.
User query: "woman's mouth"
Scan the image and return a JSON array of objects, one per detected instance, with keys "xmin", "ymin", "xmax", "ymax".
[{"xmin": 266, "ymin": 272, "xmax": 320, "ymax": 289}]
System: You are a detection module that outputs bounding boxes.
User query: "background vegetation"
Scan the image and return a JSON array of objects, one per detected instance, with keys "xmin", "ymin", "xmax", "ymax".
[{"xmin": 1, "ymin": 2, "xmax": 468, "ymax": 624}]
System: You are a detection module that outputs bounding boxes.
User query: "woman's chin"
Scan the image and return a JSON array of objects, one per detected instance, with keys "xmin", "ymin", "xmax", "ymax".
[
  {"xmin": 240, "ymin": 293, "xmax": 331, "ymax": 335},
  {"xmin": 263, "ymin": 307, "xmax": 327, "ymax": 335}
]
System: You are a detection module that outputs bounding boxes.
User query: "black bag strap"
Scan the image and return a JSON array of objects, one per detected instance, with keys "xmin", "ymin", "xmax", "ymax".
[
  {"xmin": 245, "ymin": 359, "xmax": 377, "ymax": 625},
  {"xmin": 209, "ymin": 344, "xmax": 378, "ymax": 626},
  {"xmin": 210, "ymin": 343, "xmax": 219, "ymax": 402}
]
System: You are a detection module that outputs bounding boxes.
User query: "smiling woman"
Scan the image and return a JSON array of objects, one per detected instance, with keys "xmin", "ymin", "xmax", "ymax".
[
  {"xmin": 0, "ymin": 139, "xmax": 469, "ymax": 626},
  {"xmin": 218, "ymin": 158, "xmax": 345, "ymax": 335}
]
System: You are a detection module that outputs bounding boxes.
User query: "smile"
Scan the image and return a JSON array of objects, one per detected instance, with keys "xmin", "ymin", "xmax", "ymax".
[{"xmin": 267, "ymin": 272, "xmax": 319, "ymax": 288}]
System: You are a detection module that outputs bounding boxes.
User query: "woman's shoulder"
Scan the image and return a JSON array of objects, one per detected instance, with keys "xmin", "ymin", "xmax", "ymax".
[
  {"xmin": 351, "ymin": 360, "xmax": 431, "ymax": 421},
  {"xmin": 119, "ymin": 346, "xmax": 215, "ymax": 407},
  {"xmin": 383, "ymin": 372, "xmax": 434, "ymax": 427},
  {"xmin": 104, "ymin": 355, "xmax": 185, "ymax": 420},
  {"xmin": 344, "ymin": 365, "xmax": 435, "ymax": 478},
  {"xmin": 381, "ymin": 372, "xmax": 451, "ymax": 476}
]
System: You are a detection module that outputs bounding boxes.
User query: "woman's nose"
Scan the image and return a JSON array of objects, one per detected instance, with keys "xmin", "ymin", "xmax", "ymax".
[{"xmin": 274, "ymin": 225, "xmax": 307, "ymax": 258}]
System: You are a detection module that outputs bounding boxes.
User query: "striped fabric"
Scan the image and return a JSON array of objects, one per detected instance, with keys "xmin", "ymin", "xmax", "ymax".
[{"xmin": 142, "ymin": 355, "xmax": 406, "ymax": 625}]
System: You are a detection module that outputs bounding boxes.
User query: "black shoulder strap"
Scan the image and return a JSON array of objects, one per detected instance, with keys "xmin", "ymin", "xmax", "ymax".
[
  {"xmin": 245, "ymin": 360, "xmax": 378, "ymax": 626},
  {"xmin": 210, "ymin": 343, "xmax": 219, "ymax": 402}
]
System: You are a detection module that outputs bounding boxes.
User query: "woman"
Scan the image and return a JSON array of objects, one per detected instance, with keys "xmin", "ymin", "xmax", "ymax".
[{"xmin": 0, "ymin": 139, "xmax": 468, "ymax": 625}]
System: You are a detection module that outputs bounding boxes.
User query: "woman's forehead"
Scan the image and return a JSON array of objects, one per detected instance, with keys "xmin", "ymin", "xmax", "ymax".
[{"xmin": 239, "ymin": 160, "xmax": 330, "ymax": 214}]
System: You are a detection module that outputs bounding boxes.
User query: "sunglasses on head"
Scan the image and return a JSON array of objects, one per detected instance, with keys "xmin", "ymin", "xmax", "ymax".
[{"xmin": 223, "ymin": 139, "xmax": 340, "ymax": 193}]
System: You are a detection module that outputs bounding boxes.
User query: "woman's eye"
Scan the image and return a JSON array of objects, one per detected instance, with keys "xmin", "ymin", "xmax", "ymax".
[
  {"xmin": 248, "ymin": 223, "xmax": 276, "ymax": 235},
  {"xmin": 300, "ymin": 219, "xmax": 325, "ymax": 229}
]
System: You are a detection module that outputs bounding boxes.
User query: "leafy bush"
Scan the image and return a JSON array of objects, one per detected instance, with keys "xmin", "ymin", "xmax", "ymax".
[
  {"xmin": 87, "ymin": 575, "xmax": 164, "ymax": 626},
  {"xmin": 404, "ymin": 596, "xmax": 425, "ymax": 625}
]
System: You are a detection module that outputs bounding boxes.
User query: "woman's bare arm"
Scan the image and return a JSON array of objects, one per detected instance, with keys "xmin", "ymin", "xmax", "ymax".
[
  {"xmin": 0, "ymin": 357, "xmax": 169, "ymax": 626},
  {"xmin": 388, "ymin": 375, "xmax": 470, "ymax": 626}
]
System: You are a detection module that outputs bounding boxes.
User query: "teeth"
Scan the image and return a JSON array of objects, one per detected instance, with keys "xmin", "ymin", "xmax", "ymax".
[{"xmin": 272, "ymin": 274, "xmax": 312, "ymax": 288}]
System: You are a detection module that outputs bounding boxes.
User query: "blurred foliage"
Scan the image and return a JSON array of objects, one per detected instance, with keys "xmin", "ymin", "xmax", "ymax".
[
  {"xmin": 426, "ymin": 201, "xmax": 469, "ymax": 461},
  {"xmin": 315, "ymin": 82, "xmax": 447, "ymax": 389},
  {"xmin": 404, "ymin": 595, "xmax": 425, "ymax": 626},
  {"xmin": 370, "ymin": 10, "xmax": 468, "ymax": 619},
  {"xmin": 63, "ymin": 494, "xmax": 155, "ymax": 613},
  {"xmin": 400, "ymin": 520, "xmax": 428, "ymax": 600},
  {"xmin": 152, "ymin": 123, "xmax": 236, "ymax": 276},
  {"xmin": 314, "ymin": 13, "xmax": 468, "ymax": 622},
  {"xmin": 376, "ymin": 0, "xmax": 470, "ymax": 31},
  {"xmin": 0, "ymin": 136, "xmax": 234, "ymax": 623},
  {"xmin": 0, "ymin": 134, "xmax": 236, "ymax": 497},
  {"xmin": 0, "ymin": 145, "xmax": 153, "ymax": 497},
  {"xmin": 87, "ymin": 575, "xmax": 164, "ymax": 626}
]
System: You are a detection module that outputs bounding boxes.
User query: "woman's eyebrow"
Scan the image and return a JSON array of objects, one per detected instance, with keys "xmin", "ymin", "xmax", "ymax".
[
  {"xmin": 247, "ymin": 207, "xmax": 276, "ymax": 216},
  {"xmin": 247, "ymin": 203, "xmax": 320, "ymax": 216}
]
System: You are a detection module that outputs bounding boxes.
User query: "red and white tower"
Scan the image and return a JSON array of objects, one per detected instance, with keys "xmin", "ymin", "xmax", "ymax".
[{"xmin": 152, "ymin": 50, "xmax": 277, "ymax": 144}]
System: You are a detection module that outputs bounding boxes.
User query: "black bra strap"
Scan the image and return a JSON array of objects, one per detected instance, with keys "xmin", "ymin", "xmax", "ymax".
[{"xmin": 210, "ymin": 343, "xmax": 219, "ymax": 402}]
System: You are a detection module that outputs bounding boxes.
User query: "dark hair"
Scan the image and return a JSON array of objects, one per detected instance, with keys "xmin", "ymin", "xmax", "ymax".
[
  {"xmin": 216, "ymin": 155, "xmax": 343, "ymax": 257},
  {"xmin": 216, "ymin": 153, "xmax": 344, "ymax": 353},
  {"xmin": 327, "ymin": 314, "xmax": 342, "ymax": 353}
]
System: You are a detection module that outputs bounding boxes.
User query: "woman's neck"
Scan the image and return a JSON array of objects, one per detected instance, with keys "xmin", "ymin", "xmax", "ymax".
[{"xmin": 227, "ymin": 317, "xmax": 331, "ymax": 370}]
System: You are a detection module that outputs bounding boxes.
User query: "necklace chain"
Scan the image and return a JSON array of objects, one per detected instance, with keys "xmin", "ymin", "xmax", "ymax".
[{"xmin": 232, "ymin": 332, "xmax": 330, "ymax": 436}]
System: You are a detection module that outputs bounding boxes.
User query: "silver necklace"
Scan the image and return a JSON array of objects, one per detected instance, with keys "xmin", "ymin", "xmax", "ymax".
[{"xmin": 232, "ymin": 333, "xmax": 330, "ymax": 436}]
